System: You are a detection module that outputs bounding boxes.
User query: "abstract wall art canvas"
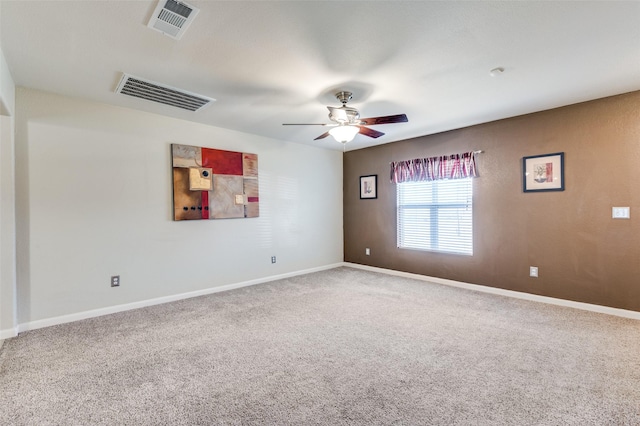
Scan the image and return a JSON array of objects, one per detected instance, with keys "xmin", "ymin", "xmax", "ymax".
[{"xmin": 172, "ymin": 144, "xmax": 259, "ymax": 220}]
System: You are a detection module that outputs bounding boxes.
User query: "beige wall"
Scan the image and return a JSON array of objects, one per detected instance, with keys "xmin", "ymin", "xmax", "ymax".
[
  {"xmin": 0, "ymin": 44, "xmax": 17, "ymax": 339},
  {"xmin": 344, "ymin": 91, "xmax": 640, "ymax": 312},
  {"xmin": 0, "ymin": 114, "xmax": 16, "ymax": 338},
  {"xmin": 14, "ymin": 88, "xmax": 344, "ymax": 327}
]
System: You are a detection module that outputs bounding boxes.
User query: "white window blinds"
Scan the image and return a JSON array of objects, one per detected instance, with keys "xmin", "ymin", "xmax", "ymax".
[{"xmin": 397, "ymin": 178, "xmax": 473, "ymax": 255}]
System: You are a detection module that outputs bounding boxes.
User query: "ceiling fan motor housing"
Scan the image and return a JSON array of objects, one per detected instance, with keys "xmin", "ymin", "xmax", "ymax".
[
  {"xmin": 328, "ymin": 106, "xmax": 360, "ymax": 124},
  {"xmin": 335, "ymin": 91, "xmax": 353, "ymax": 105}
]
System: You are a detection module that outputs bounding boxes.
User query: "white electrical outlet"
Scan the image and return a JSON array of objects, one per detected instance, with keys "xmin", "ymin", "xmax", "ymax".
[
  {"xmin": 365, "ymin": 248, "xmax": 370, "ymax": 255},
  {"xmin": 111, "ymin": 275, "xmax": 120, "ymax": 287},
  {"xmin": 529, "ymin": 267, "xmax": 538, "ymax": 278}
]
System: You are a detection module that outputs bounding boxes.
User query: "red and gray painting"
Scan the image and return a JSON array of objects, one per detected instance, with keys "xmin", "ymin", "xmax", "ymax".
[{"xmin": 172, "ymin": 144, "xmax": 259, "ymax": 220}]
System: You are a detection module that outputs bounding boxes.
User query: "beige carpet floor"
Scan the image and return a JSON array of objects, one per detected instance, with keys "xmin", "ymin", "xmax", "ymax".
[{"xmin": 1, "ymin": 266, "xmax": 639, "ymax": 425}]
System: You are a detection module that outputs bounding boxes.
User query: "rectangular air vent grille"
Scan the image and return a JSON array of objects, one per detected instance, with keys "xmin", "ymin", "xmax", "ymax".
[
  {"xmin": 158, "ymin": 9, "xmax": 187, "ymax": 29},
  {"xmin": 115, "ymin": 74, "xmax": 214, "ymax": 112},
  {"xmin": 148, "ymin": 0, "xmax": 200, "ymax": 40}
]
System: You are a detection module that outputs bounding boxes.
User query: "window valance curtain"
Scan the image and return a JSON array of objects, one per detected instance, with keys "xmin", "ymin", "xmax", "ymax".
[{"xmin": 390, "ymin": 151, "xmax": 479, "ymax": 183}]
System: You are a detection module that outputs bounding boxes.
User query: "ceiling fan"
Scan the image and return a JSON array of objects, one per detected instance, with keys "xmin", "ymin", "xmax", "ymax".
[{"xmin": 283, "ymin": 91, "xmax": 408, "ymax": 144}]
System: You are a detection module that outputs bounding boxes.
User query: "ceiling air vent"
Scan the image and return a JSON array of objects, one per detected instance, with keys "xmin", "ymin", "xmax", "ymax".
[
  {"xmin": 147, "ymin": 0, "xmax": 200, "ymax": 40},
  {"xmin": 115, "ymin": 73, "xmax": 215, "ymax": 112}
]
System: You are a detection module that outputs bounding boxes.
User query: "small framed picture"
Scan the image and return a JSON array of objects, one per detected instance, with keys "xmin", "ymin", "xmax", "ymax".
[
  {"xmin": 523, "ymin": 152, "xmax": 565, "ymax": 192},
  {"xmin": 360, "ymin": 175, "xmax": 377, "ymax": 199}
]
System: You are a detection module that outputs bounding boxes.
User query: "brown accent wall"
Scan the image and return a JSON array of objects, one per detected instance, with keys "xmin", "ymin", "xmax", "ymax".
[{"xmin": 344, "ymin": 91, "xmax": 640, "ymax": 312}]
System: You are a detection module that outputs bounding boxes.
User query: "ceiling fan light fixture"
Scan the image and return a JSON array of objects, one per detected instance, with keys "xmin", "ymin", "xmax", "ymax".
[
  {"xmin": 282, "ymin": 90, "xmax": 407, "ymax": 143},
  {"xmin": 329, "ymin": 125, "xmax": 359, "ymax": 144}
]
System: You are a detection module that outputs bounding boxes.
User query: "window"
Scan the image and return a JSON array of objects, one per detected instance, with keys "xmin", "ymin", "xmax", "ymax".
[{"xmin": 397, "ymin": 178, "xmax": 473, "ymax": 255}]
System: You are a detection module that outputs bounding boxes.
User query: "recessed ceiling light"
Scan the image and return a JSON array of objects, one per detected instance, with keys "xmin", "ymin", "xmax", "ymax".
[{"xmin": 490, "ymin": 67, "xmax": 505, "ymax": 77}]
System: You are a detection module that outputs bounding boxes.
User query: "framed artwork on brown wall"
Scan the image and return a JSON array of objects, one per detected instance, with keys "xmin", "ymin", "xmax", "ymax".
[
  {"xmin": 523, "ymin": 152, "xmax": 564, "ymax": 192},
  {"xmin": 360, "ymin": 175, "xmax": 377, "ymax": 199}
]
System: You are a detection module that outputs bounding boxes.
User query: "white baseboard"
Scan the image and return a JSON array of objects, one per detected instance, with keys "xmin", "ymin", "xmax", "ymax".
[
  {"xmin": 12, "ymin": 262, "xmax": 639, "ymax": 337},
  {"xmin": 344, "ymin": 262, "xmax": 640, "ymax": 321},
  {"xmin": 16, "ymin": 263, "xmax": 344, "ymax": 334},
  {"xmin": 0, "ymin": 327, "xmax": 18, "ymax": 340}
]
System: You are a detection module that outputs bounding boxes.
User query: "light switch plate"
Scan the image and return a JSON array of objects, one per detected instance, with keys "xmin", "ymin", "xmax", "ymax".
[{"xmin": 612, "ymin": 207, "xmax": 630, "ymax": 219}]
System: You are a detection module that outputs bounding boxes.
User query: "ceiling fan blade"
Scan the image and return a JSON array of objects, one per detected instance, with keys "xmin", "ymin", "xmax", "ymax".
[
  {"xmin": 359, "ymin": 114, "xmax": 408, "ymax": 126},
  {"xmin": 358, "ymin": 126, "xmax": 385, "ymax": 139},
  {"xmin": 314, "ymin": 131, "xmax": 331, "ymax": 140}
]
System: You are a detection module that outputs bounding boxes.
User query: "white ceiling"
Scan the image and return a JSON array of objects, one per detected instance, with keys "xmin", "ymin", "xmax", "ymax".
[{"xmin": 1, "ymin": 1, "xmax": 639, "ymax": 151}]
